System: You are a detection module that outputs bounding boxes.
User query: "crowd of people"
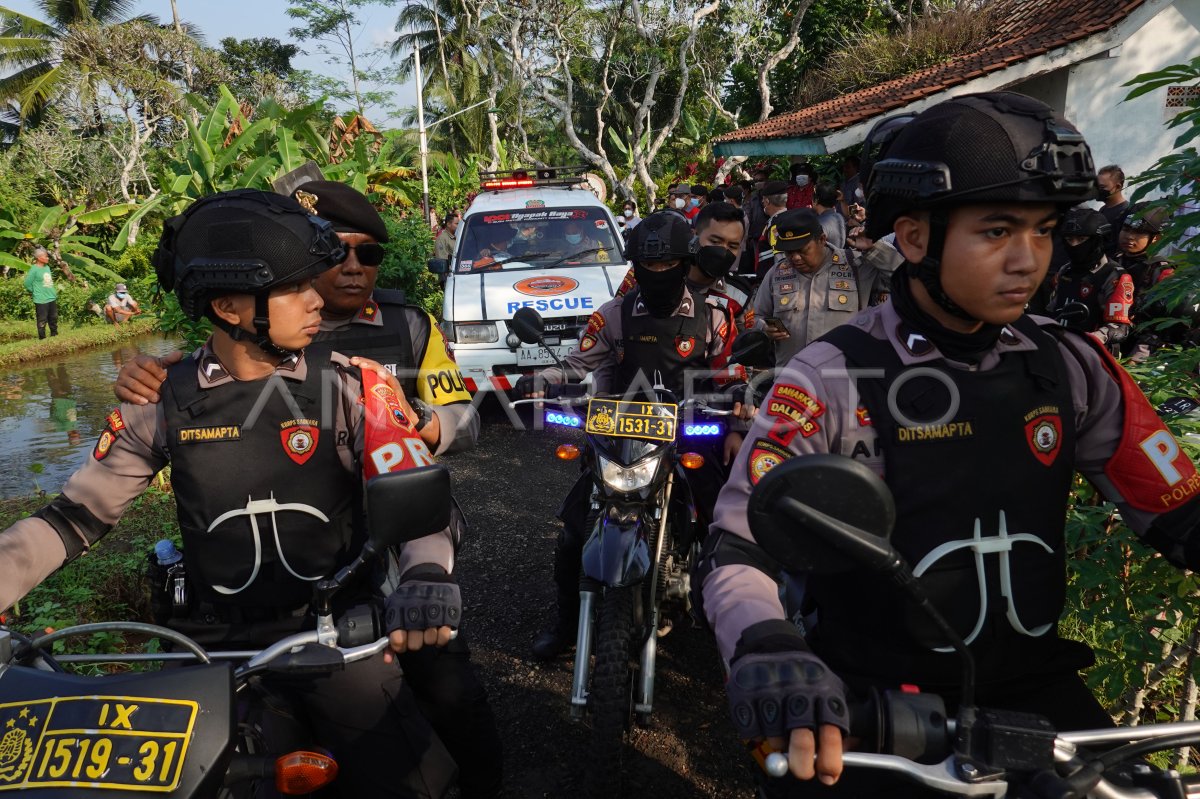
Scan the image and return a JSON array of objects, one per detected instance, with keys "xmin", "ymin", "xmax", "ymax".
[{"xmin": 0, "ymin": 89, "xmax": 1197, "ymax": 799}]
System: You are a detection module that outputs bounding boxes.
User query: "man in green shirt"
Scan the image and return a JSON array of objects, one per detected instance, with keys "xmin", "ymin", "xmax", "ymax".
[{"xmin": 23, "ymin": 247, "xmax": 58, "ymax": 339}]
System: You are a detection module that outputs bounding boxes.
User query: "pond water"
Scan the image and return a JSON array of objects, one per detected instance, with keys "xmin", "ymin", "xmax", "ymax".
[{"xmin": 0, "ymin": 334, "xmax": 182, "ymax": 499}]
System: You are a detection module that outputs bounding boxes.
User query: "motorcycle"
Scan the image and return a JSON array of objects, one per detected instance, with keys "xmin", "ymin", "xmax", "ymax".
[
  {"xmin": 510, "ymin": 307, "xmax": 735, "ymax": 797},
  {"xmin": 0, "ymin": 466, "xmax": 454, "ymax": 798},
  {"xmin": 744, "ymin": 455, "xmax": 1200, "ymax": 797}
]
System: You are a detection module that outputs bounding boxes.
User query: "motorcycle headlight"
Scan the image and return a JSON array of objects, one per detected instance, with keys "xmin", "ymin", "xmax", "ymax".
[{"xmin": 597, "ymin": 454, "xmax": 660, "ymax": 493}]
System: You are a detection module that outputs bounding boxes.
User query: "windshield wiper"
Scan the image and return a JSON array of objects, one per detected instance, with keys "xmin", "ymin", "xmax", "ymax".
[{"xmin": 541, "ymin": 248, "xmax": 612, "ymax": 269}]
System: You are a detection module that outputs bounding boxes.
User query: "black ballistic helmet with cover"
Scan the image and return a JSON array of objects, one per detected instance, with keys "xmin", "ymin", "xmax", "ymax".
[
  {"xmin": 864, "ymin": 91, "xmax": 1099, "ymax": 320},
  {"xmin": 1123, "ymin": 201, "xmax": 1169, "ymax": 235},
  {"xmin": 1061, "ymin": 207, "xmax": 1110, "ymax": 271},
  {"xmin": 629, "ymin": 210, "xmax": 696, "ymax": 318},
  {"xmin": 153, "ymin": 189, "xmax": 346, "ymax": 355}
]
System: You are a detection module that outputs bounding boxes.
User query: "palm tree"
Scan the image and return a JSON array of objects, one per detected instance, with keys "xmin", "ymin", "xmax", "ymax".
[
  {"xmin": 390, "ymin": 0, "xmax": 476, "ymax": 96},
  {"xmin": 0, "ymin": 0, "xmax": 163, "ymax": 126}
]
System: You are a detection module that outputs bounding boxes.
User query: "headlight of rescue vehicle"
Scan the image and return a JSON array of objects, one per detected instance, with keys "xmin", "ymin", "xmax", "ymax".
[
  {"xmin": 597, "ymin": 454, "xmax": 660, "ymax": 493},
  {"xmin": 453, "ymin": 322, "xmax": 499, "ymax": 344}
]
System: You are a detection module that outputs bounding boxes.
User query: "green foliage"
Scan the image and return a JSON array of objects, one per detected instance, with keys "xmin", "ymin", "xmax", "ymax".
[
  {"xmin": 1, "ymin": 487, "xmax": 181, "ymax": 652},
  {"xmin": 378, "ymin": 214, "xmax": 443, "ymax": 316},
  {"xmin": 0, "ymin": 278, "xmax": 104, "ymax": 326}
]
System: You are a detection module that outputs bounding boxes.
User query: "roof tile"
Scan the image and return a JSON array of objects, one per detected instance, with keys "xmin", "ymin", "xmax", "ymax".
[{"xmin": 717, "ymin": 0, "xmax": 1148, "ymax": 144}]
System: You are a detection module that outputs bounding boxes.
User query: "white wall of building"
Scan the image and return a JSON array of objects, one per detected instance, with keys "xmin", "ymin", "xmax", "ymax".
[{"xmin": 1064, "ymin": 0, "xmax": 1200, "ymax": 181}]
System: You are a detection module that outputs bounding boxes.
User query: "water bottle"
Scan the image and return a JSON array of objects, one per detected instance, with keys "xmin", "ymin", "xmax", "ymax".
[{"xmin": 154, "ymin": 539, "xmax": 188, "ymax": 615}]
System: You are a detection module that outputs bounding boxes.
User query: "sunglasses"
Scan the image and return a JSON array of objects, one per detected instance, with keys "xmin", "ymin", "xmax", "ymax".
[{"xmin": 339, "ymin": 242, "xmax": 386, "ymax": 267}]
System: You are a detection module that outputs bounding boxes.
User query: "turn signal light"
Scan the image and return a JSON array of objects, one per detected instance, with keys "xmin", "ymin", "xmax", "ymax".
[
  {"xmin": 680, "ymin": 452, "xmax": 705, "ymax": 470},
  {"xmin": 556, "ymin": 445, "xmax": 581, "ymax": 461},
  {"xmin": 275, "ymin": 751, "xmax": 339, "ymax": 795}
]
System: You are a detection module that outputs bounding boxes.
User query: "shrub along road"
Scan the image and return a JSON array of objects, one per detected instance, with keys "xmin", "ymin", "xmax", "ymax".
[{"xmin": 445, "ymin": 401, "xmax": 755, "ymax": 798}]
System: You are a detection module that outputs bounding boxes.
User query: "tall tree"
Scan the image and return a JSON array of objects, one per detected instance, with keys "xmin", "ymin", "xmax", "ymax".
[
  {"xmin": 287, "ymin": 0, "xmax": 399, "ymax": 118},
  {"xmin": 0, "ymin": 0, "xmax": 163, "ymax": 126}
]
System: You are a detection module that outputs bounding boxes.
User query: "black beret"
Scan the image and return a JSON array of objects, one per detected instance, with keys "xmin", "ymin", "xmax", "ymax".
[
  {"xmin": 761, "ymin": 180, "xmax": 790, "ymax": 196},
  {"xmin": 292, "ymin": 180, "xmax": 390, "ymax": 242},
  {"xmin": 774, "ymin": 209, "xmax": 825, "ymax": 251}
]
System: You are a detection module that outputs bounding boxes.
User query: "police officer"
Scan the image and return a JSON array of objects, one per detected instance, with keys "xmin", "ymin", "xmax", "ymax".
[
  {"xmin": 0, "ymin": 190, "xmax": 471, "ymax": 798},
  {"xmin": 755, "ymin": 180, "xmax": 791, "ymax": 278},
  {"xmin": 112, "ymin": 183, "xmax": 501, "ymax": 798},
  {"xmin": 517, "ymin": 210, "xmax": 746, "ymax": 661},
  {"xmin": 753, "ymin": 208, "xmax": 893, "ymax": 368},
  {"xmin": 1115, "ymin": 201, "xmax": 1200, "ymax": 360},
  {"xmin": 696, "ymin": 93, "xmax": 1200, "ymax": 795},
  {"xmin": 1046, "ymin": 206, "xmax": 1133, "ymax": 354}
]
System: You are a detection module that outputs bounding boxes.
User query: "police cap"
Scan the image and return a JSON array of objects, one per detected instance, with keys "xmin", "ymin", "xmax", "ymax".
[
  {"xmin": 774, "ymin": 209, "xmax": 824, "ymax": 251},
  {"xmin": 761, "ymin": 180, "xmax": 790, "ymax": 197},
  {"xmin": 292, "ymin": 180, "xmax": 390, "ymax": 242}
]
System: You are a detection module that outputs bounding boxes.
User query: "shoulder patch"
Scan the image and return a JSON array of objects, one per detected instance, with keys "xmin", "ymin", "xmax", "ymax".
[
  {"xmin": 585, "ymin": 311, "xmax": 606, "ymax": 336},
  {"xmin": 748, "ymin": 438, "xmax": 792, "ymax": 486}
]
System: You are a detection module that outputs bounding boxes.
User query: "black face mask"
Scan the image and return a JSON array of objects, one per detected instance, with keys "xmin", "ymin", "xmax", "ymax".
[
  {"xmin": 1065, "ymin": 237, "xmax": 1104, "ymax": 272},
  {"xmin": 634, "ymin": 261, "xmax": 687, "ymax": 318},
  {"xmin": 696, "ymin": 245, "xmax": 736, "ymax": 281}
]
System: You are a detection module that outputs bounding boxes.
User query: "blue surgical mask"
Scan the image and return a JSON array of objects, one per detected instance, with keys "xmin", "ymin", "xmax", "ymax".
[
  {"xmin": 688, "ymin": 198, "xmax": 700, "ymax": 209},
  {"xmin": 565, "ymin": 233, "xmax": 582, "ymax": 245}
]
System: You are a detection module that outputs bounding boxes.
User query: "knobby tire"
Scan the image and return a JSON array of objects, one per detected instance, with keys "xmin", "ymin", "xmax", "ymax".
[{"xmin": 586, "ymin": 583, "xmax": 637, "ymax": 799}]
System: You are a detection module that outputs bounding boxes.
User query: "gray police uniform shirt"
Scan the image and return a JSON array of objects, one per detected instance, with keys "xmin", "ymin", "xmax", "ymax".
[
  {"xmin": 702, "ymin": 301, "xmax": 1184, "ymax": 665},
  {"xmin": 753, "ymin": 244, "xmax": 886, "ymax": 367},
  {"xmin": 0, "ymin": 348, "xmax": 455, "ymax": 612}
]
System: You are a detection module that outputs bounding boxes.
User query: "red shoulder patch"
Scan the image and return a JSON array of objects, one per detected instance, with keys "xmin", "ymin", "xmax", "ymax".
[
  {"xmin": 1082, "ymin": 337, "xmax": 1199, "ymax": 512},
  {"xmin": 1025, "ymin": 414, "xmax": 1063, "ymax": 467},
  {"xmin": 106, "ymin": 409, "xmax": 125, "ymax": 433},
  {"xmin": 584, "ymin": 311, "xmax": 605, "ymax": 337}
]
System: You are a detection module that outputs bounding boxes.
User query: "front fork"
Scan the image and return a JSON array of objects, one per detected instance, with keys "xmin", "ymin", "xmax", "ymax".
[{"xmin": 569, "ymin": 473, "xmax": 674, "ymax": 721}]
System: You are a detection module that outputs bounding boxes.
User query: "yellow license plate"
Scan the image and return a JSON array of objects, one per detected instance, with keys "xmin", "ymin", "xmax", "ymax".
[
  {"xmin": 585, "ymin": 399, "xmax": 678, "ymax": 442},
  {"xmin": 0, "ymin": 696, "xmax": 197, "ymax": 792}
]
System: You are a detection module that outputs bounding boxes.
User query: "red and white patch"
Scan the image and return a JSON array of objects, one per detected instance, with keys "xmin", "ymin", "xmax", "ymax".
[
  {"xmin": 1025, "ymin": 414, "xmax": 1062, "ymax": 467},
  {"xmin": 675, "ymin": 336, "xmax": 696, "ymax": 358},
  {"xmin": 748, "ymin": 438, "xmax": 791, "ymax": 486},
  {"xmin": 856, "ymin": 406, "xmax": 872, "ymax": 427},
  {"xmin": 94, "ymin": 430, "xmax": 116, "ymax": 461},
  {"xmin": 371, "ymin": 383, "xmax": 413, "ymax": 431},
  {"xmin": 580, "ymin": 334, "xmax": 597, "ymax": 352},
  {"xmin": 106, "ymin": 409, "xmax": 126, "ymax": 433},
  {"xmin": 1079, "ymin": 285, "xmax": 1092, "ymax": 299},
  {"xmin": 280, "ymin": 424, "xmax": 319, "ymax": 466}
]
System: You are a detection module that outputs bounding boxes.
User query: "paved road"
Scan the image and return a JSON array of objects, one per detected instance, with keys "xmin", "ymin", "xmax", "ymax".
[{"xmin": 443, "ymin": 397, "xmax": 756, "ymax": 798}]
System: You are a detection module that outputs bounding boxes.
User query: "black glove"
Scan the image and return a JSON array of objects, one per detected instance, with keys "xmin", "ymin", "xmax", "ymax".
[
  {"xmin": 513, "ymin": 374, "xmax": 539, "ymax": 398},
  {"xmin": 727, "ymin": 620, "xmax": 850, "ymax": 740},
  {"xmin": 384, "ymin": 564, "xmax": 461, "ymax": 632}
]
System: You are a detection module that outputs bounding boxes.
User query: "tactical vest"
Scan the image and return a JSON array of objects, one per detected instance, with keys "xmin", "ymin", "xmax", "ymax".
[
  {"xmin": 1050, "ymin": 260, "xmax": 1121, "ymax": 333},
  {"xmin": 616, "ymin": 289, "xmax": 710, "ymax": 396},
  {"xmin": 305, "ymin": 289, "xmax": 419, "ymax": 398},
  {"xmin": 163, "ymin": 358, "xmax": 357, "ymax": 610},
  {"xmin": 811, "ymin": 317, "xmax": 1080, "ymax": 687}
]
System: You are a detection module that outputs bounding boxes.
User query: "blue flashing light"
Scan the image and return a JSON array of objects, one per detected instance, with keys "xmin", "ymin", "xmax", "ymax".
[
  {"xmin": 545, "ymin": 411, "xmax": 583, "ymax": 428},
  {"xmin": 683, "ymin": 423, "xmax": 723, "ymax": 436}
]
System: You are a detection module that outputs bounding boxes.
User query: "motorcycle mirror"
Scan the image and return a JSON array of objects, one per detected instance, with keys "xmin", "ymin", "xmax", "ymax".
[
  {"xmin": 730, "ymin": 329, "xmax": 775, "ymax": 370},
  {"xmin": 366, "ymin": 466, "xmax": 452, "ymax": 549},
  {"xmin": 1056, "ymin": 302, "xmax": 1090, "ymax": 324},
  {"xmin": 510, "ymin": 307, "xmax": 545, "ymax": 345},
  {"xmin": 746, "ymin": 455, "xmax": 898, "ymax": 575}
]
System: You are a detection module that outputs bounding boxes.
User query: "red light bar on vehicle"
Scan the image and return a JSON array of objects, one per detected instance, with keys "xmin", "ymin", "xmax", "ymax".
[
  {"xmin": 479, "ymin": 165, "xmax": 591, "ymax": 191},
  {"xmin": 481, "ymin": 178, "xmax": 535, "ymax": 189}
]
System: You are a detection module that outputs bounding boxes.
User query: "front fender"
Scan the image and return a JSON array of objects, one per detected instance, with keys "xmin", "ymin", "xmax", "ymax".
[{"xmin": 582, "ymin": 509, "xmax": 651, "ymax": 587}]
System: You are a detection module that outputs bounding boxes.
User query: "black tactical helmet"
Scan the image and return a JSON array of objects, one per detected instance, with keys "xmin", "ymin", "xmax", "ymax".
[
  {"xmin": 1061, "ymin": 207, "xmax": 1111, "ymax": 240},
  {"xmin": 154, "ymin": 189, "xmax": 345, "ymax": 353},
  {"xmin": 629, "ymin": 210, "xmax": 696, "ymax": 264},
  {"xmin": 863, "ymin": 92, "xmax": 1098, "ymax": 320},
  {"xmin": 865, "ymin": 92, "xmax": 1097, "ymax": 241},
  {"xmin": 1123, "ymin": 201, "xmax": 1169, "ymax": 235}
]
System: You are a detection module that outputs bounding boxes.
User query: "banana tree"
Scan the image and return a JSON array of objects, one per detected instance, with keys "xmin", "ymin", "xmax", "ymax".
[{"xmin": 1, "ymin": 202, "xmax": 136, "ymax": 281}]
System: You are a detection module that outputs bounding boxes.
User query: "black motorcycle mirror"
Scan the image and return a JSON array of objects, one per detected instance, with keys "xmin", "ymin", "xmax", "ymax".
[
  {"xmin": 747, "ymin": 455, "xmax": 976, "ymax": 708},
  {"xmin": 1054, "ymin": 301, "xmax": 1090, "ymax": 326},
  {"xmin": 510, "ymin": 307, "xmax": 545, "ymax": 346},
  {"xmin": 730, "ymin": 329, "xmax": 775, "ymax": 370},
  {"xmin": 314, "ymin": 466, "xmax": 453, "ymax": 616}
]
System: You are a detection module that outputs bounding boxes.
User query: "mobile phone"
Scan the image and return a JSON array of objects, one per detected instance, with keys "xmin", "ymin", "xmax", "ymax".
[{"xmin": 763, "ymin": 316, "xmax": 786, "ymax": 333}]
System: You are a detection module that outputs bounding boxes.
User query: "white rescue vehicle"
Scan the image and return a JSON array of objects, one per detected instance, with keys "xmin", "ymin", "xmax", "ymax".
[{"xmin": 429, "ymin": 167, "xmax": 629, "ymax": 393}]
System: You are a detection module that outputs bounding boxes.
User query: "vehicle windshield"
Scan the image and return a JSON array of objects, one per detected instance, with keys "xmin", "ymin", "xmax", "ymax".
[{"xmin": 455, "ymin": 207, "xmax": 623, "ymax": 272}]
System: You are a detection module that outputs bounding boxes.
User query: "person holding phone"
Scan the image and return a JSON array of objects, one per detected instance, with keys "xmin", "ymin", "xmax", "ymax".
[{"xmin": 752, "ymin": 209, "xmax": 895, "ymax": 367}]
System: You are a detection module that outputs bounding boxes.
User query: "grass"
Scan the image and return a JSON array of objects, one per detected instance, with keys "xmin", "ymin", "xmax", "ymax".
[
  {"xmin": 0, "ymin": 317, "xmax": 157, "ymax": 369},
  {"xmin": 0, "ymin": 484, "xmax": 179, "ymax": 659}
]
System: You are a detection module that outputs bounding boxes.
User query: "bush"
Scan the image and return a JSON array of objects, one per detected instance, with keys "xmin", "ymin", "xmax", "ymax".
[
  {"xmin": 0, "ymin": 277, "xmax": 107, "ymax": 326},
  {"xmin": 378, "ymin": 213, "xmax": 444, "ymax": 317},
  {"xmin": 111, "ymin": 238, "xmax": 158, "ymax": 282}
]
